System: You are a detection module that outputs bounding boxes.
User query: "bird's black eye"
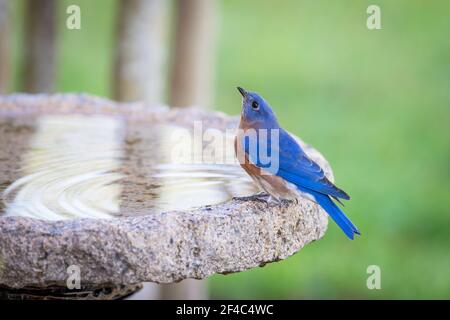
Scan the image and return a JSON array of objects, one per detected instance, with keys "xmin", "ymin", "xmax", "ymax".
[{"xmin": 251, "ymin": 101, "xmax": 259, "ymax": 110}]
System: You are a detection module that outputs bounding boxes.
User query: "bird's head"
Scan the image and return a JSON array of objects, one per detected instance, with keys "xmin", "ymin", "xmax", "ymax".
[{"xmin": 237, "ymin": 87, "xmax": 279, "ymax": 128}]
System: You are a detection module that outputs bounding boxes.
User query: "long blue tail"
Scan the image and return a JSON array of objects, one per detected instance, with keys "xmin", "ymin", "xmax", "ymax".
[{"xmin": 314, "ymin": 192, "xmax": 360, "ymax": 240}]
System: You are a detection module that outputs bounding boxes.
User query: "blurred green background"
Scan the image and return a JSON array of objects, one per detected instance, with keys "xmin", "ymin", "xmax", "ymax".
[{"xmin": 7, "ymin": 0, "xmax": 450, "ymax": 299}]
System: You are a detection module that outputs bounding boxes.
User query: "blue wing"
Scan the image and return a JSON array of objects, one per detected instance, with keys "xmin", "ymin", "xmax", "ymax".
[
  {"xmin": 277, "ymin": 129, "xmax": 350, "ymax": 200},
  {"xmin": 241, "ymin": 128, "xmax": 359, "ymax": 239},
  {"xmin": 243, "ymin": 128, "xmax": 349, "ymax": 200}
]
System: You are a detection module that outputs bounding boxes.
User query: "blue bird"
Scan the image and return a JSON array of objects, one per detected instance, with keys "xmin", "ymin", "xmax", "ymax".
[{"xmin": 234, "ymin": 87, "xmax": 360, "ymax": 239}]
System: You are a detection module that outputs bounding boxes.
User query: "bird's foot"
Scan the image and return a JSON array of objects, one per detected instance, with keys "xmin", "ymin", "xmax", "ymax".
[
  {"xmin": 265, "ymin": 195, "xmax": 284, "ymax": 207},
  {"xmin": 281, "ymin": 198, "xmax": 299, "ymax": 205},
  {"xmin": 232, "ymin": 192, "xmax": 270, "ymax": 202},
  {"xmin": 264, "ymin": 196, "xmax": 300, "ymax": 208},
  {"xmin": 233, "ymin": 193, "xmax": 296, "ymax": 208},
  {"xmin": 254, "ymin": 192, "xmax": 270, "ymax": 200}
]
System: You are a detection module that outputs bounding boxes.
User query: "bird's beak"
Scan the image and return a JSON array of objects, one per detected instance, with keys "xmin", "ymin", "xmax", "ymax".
[{"xmin": 237, "ymin": 86, "xmax": 247, "ymax": 98}]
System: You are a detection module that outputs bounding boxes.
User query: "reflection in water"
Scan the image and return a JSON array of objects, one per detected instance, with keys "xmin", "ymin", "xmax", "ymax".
[
  {"xmin": 152, "ymin": 163, "xmax": 254, "ymax": 212},
  {"xmin": 147, "ymin": 124, "xmax": 255, "ymax": 212},
  {"xmin": 3, "ymin": 115, "xmax": 124, "ymax": 220},
  {"xmin": 1, "ymin": 115, "xmax": 256, "ymax": 220}
]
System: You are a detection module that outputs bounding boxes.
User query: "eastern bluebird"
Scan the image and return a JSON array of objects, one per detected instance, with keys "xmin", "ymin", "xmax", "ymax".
[{"xmin": 234, "ymin": 87, "xmax": 360, "ymax": 239}]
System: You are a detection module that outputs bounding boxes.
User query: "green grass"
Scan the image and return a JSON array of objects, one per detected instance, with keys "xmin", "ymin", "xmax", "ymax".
[{"xmin": 8, "ymin": 0, "xmax": 450, "ymax": 298}]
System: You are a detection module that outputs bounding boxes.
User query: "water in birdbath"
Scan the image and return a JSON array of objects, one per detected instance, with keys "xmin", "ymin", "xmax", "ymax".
[{"xmin": 0, "ymin": 114, "xmax": 256, "ymax": 220}]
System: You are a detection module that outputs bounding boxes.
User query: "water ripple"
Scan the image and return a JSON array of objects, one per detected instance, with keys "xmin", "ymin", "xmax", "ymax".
[{"xmin": 2, "ymin": 115, "xmax": 124, "ymax": 220}]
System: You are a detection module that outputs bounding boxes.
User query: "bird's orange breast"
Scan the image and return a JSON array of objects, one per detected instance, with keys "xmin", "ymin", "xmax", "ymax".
[{"xmin": 234, "ymin": 119, "xmax": 299, "ymax": 200}]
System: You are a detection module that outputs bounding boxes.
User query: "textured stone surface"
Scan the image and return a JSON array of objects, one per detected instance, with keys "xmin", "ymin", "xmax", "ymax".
[{"xmin": 0, "ymin": 94, "xmax": 330, "ymax": 289}]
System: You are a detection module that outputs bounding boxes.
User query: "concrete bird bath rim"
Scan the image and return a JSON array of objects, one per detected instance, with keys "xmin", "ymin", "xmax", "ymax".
[{"xmin": 0, "ymin": 94, "xmax": 329, "ymax": 298}]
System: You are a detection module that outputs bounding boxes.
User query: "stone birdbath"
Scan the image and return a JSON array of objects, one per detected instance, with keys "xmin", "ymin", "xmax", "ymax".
[{"xmin": 0, "ymin": 94, "xmax": 329, "ymax": 299}]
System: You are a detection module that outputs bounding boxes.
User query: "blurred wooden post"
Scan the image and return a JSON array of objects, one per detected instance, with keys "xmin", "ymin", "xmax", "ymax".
[
  {"xmin": 169, "ymin": 0, "xmax": 216, "ymax": 108},
  {"xmin": 0, "ymin": 0, "xmax": 10, "ymax": 93},
  {"xmin": 114, "ymin": 0, "xmax": 168, "ymax": 106},
  {"xmin": 114, "ymin": 0, "xmax": 215, "ymax": 300},
  {"xmin": 161, "ymin": 0, "xmax": 216, "ymax": 300},
  {"xmin": 23, "ymin": 0, "xmax": 56, "ymax": 93},
  {"xmin": 114, "ymin": 0, "xmax": 169, "ymax": 300}
]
